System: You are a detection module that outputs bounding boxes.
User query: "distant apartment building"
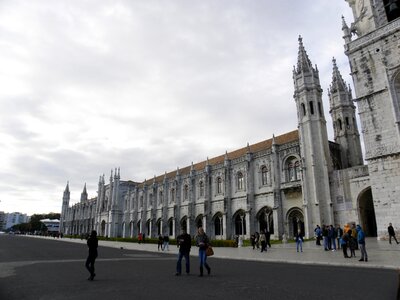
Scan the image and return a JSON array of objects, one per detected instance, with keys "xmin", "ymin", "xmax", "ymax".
[
  {"xmin": 0, "ymin": 211, "xmax": 6, "ymax": 231},
  {"xmin": 5, "ymin": 212, "xmax": 29, "ymax": 230}
]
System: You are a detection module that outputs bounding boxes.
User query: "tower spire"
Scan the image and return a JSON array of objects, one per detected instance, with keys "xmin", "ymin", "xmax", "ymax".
[
  {"xmin": 295, "ymin": 35, "xmax": 313, "ymax": 74},
  {"xmin": 330, "ymin": 57, "xmax": 348, "ymax": 94}
]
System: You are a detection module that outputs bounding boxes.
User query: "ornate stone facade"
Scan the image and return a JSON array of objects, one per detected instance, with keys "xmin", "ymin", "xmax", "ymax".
[{"xmin": 60, "ymin": 1, "xmax": 400, "ymax": 240}]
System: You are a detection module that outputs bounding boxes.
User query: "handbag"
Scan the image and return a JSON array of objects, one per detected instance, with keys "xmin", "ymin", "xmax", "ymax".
[{"xmin": 206, "ymin": 246, "xmax": 214, "ymax": 256}]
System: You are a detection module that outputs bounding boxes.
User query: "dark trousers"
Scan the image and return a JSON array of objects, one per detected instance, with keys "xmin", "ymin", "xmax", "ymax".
[
  {"xmin": 260, "ymin": 241, "xmax": 267, "ymax": 252},
  {"xmin": 342, "ymin": 245, "xmax": 348, "ymax": 258},
  {"xmin": 389, "ymin": 235, "xmax": 399, "ymax": 244},
  {"xmin": 85, "ymin": 255, "xmax": 96, "ymax": 276},
  {"xmin": 176, "ymin": 251, "xmax": 190, "ymax": 274}
]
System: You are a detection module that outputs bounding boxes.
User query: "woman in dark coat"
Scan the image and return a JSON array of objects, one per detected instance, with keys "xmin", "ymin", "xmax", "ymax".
[{"xmin": 85, "ymin": 230, "xmax": 98, "ymax": 281}]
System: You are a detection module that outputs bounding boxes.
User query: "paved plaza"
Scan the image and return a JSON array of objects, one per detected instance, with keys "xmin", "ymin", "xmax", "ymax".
[{"xmin": 0, "ymin": 235, "xmax": 399, "ymax": 300}]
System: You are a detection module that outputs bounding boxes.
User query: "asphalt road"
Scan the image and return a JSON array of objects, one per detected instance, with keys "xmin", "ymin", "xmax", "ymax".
[{"xmin": 0, "ymin": 234, "xmax": 398, "ymax": 300}]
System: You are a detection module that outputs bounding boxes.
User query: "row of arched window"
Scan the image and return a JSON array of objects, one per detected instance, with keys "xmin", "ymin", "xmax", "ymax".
[
  {"xmin": 300, "ymin": 100, "xmax": 323, "ymax": 118},
  {"xmin": 134, "ymin": 158, "xmax": 301, "ymax": 209}
]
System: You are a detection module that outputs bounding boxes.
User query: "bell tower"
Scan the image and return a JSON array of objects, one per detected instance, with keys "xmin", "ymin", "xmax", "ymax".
[
  {"xmin": 293, "ymin": 36, "xmax": 333, "ymax": 237},
  {"xmin": 344, "ymin": 0, "xmax": 400, "ymax": 238},
  {"xmin": 328, "ymin": 58, "xmax": 363, "ymax": 168},
  {"xmin": 60, "ymin": 182, "xmax": 70, "ymax": 234}
]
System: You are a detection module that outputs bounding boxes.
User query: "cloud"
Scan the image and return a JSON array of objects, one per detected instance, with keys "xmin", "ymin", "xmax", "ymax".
[{"xmin": 0, "ymin": 1, "xmax": 357, "ymax": 215}]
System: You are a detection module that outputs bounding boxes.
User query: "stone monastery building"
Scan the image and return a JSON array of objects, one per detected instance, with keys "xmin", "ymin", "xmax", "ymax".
[{"xmin": 60, "ymin": 1, "xmax": 400, "ymax": 241}]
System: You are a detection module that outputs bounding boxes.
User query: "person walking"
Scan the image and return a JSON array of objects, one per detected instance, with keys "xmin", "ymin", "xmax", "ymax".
[
  {"xmin": 265, "ymin": 229, "xmax": 271, "ymax": 248},
  {"xmin": 357, "ymin": 225, "xmax": 368, "ymax": 262},
  {"xmin": 295, "ymin": 229, "xmax": 304, "ymax": 252},
  {"xmin": 255, "ymin": 232, "xmax": 260, "ymax": 249},
  {"xmin": 158, "ymin": 234, "xmax": 164, "ymax": 251},
  {"xmin": 388, "ymin": 223, "xmax": 399, "ymax": 244},
  {"xmin": 163, "ymin": 234, "xmax": 170, "ymax": 251},
  {"xmin": 250, "ymin": 233, "xmax": 256, "ymax": 250},
  {"xmin": 195, "ymin": 226, "xmax": 211, "ymax": 277},
  {"xmin": 85, "ymin": 230, "xmax": 98, "ymax": 281},
  {"xmin": 175, "ymin": 228, "xmax": 191, "ymax": 276},
  {"xmin": 259, "ymin": 230, "xmax": 267, "ymax": 252}
]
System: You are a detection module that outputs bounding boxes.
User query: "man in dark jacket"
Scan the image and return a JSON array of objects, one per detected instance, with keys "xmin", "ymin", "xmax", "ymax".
[
  {"xmin": 176, "ymin": 228, "xmax": 191, "ymax": 275},
  {"xmin": 388, "ymin": 223, "xmax": 399, "ymax": 244},
  {"xmin": 86, "ymin": 230, "xmax": 98, "ymax": 281}
]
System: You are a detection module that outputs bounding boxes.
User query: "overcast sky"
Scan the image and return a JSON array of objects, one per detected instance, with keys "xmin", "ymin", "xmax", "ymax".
[{"xmin": 0, "ymin": 1, "xmax": 356, "ymax": 216}]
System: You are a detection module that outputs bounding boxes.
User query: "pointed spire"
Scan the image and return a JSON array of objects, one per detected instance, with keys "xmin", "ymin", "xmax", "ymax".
[
  {"xmin": 246, "ymin": 142, "xmax": 251, "ymax": 154},
  {"xmin": 296, "ymin": 35, "xmax": 313, "ymax": 74},
  {"xmin": 191, "ymin": 162, "xmax": 194, "ymax": 171},
  {"xmin": 342, "ymin": 16, "xmax": 352, "ymax": 44},
  {"xmin": 330, "ymin": 57, "xmax": 348, "ymax": 93},
  {"xmin": 65, "ymin": 181, "xmax": 70, "ymax": 193},
  {"xmin": 82, "ymin": 183, "xmax": 87, "ymax": 194},
  {"xmin": 224, "ymin": 150, "xmax": 229, "ymax": 160},
  {"xmin": 272, "ymin": 134, "xmax": 276, "ymax": 145}
]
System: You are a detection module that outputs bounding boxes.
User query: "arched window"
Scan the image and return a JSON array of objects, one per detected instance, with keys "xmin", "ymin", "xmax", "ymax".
[
  {"xmin": 286, "ymin": 157, "xmax": 300, "ymax": 182},
  {"xmin": 261, "ymin": 166, "xmax": 268, "ymax": 185},
  {"xmin": 183, "ymin": 185, "xmax": 189, "ymax": 201},
  {"xmin": 301, "ymin": 103, "xmax": 306, "ymax": 116},
  {"xmin": 170, "ymin": 189, "xmax": 175, "ymax": 203},
  {"xmin": 309, "ymin": 101, "xmax": 315, "ymax": 115},
  {"xmin": 294, "ymin": 161, "xmax": 300, "ymax": 180},
  {"xmin": 214, "ymin": 214, "xmax": 223, "ymax": 236},
  {"xmin": 168, "ymin": 218, "xmax": 174, "ymax": 236},
  {"xmin": 338, "ymin": 118, "xmax": 343, "ymax": 130},
  {"xmin": 237, "ymin": 172, "xmax": 244, "ymax": 190},
  {"xmin": 217, "ymin": 177, "xmax": 222, "ymax": 194},
  {"xmin": 158, "ymin": 191, "xmax": 163, "ymax": 206},
  {"xmin": 395, "ymin": 72, "xmax": 400, "ymax": 121},
  {"xmin": 149, "ymin": 194, "xmax": 153, "ymax": 206},
  {"xmin": 199, "ymin": 181, "xmax": 204, "ymax": 197},
  {"xmin": 384, "ymin": 0, "xmax": 400, "ymax": 22}
]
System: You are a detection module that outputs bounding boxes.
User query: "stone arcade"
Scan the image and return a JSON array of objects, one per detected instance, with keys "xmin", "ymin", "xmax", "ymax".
[{"xmin": 60, "ymin": 1, "xmax": 400, "ymax": 241}]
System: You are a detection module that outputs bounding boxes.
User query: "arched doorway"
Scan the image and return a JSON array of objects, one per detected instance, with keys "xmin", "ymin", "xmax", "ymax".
[
  {"xmin": 180, "ymin": 216, "xmax": 187, "ymax": 232},
  {"xmin": 195, "ymin": 215, "xmax": 203, "ymax": 229},
  {"xmin": 156, "ymin": 218, "xmax": 162, "ymax": 235},
  {"xmin": 233, "ymin": 210, "xmax": 246, "ymax": 236},
  {"xmin": 257, "ymin": 207, "xmax": 274, "ymax": 234},
  {"xmin": 287, "ymin": 208, "xmax": 304, "ymax": 238},
  {"xmin": 358, "ymin": 187, "xmax": 377, "ymax": 236},
  {"xmin": 213, "ymin": 212, "xmax": 223, "ymax": 237}
]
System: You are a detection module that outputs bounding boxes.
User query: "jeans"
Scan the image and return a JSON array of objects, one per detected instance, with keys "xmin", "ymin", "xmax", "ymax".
[
  {"xmin": 176, "ymin": 251, "xmax": 190, "ymax": 274},
  {"xmin": 199, "ymin": 248, "xmax": 207, "ymax": 267},
  {"xmin": 359, "ymin": 243, "xmax": 368, "ymax": 260},
  {"xmin": 330, "ymin": 238, "xmax": 336, "ymax": 250},
  {"xmin": 323, "ymin": 236, "xmax": 329, "ymax": 250},
  {"xmin": 296, "ymin": 240, "xmax": 303, "ymax": 252}
]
